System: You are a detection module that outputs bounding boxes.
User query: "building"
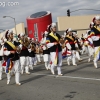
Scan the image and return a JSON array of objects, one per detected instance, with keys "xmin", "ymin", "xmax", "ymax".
[
  {"xmin": 57, "ymin": 14, "xmax": 100, "ymax": 36},
  {"xmin": 26, "ymin": 11, "xmax": 52, "ymax": 41}
]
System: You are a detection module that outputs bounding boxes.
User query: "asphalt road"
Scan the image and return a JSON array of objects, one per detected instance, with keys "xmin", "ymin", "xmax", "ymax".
[{"xmin": 0, "ymin": 55, "xmax": 100, "ymax": 100}]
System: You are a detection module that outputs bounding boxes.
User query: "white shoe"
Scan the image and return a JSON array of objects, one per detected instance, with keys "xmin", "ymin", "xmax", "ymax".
[
  {"xmin": 94, "ymin": 62, "xmax": 98, "ymax": 69},
  {"xmin": 34, "ymin": 64, "xmax": 37, "ymax": 66},
  {"xmin": 26, "ymin": 72, "xmax": 30, "ymax": 75},
  {"xmin": 16, "ymin": 83, "xmax": 21, "ymax": 86},
  {"xmin": 0, "ymin": 78, "xmax": 2, "ymax": 81},
  {"xmin": 58, "ymin": 74, "xmax": 63, "ymax": 76},
  {"xmin": 79, "ymin": 59, "xmax": 82, "ymax": 62},
  {"xmin": 7, "ymin": 80, "xmax": 10, "ymax": 85},
  {"xmin": 51, "ymin": 71, "xmax": 55, "ymax": 75},
  {"xmin": 88, "ymin": 58, "xmax": 90, "ymax": 62},
  {"xmin": 67, "ymin": 62, "xmax": 70, "ymax": 66},
  {"xmin": 73, "ymin": 64, "xmax": 77, "ymax": 66}
]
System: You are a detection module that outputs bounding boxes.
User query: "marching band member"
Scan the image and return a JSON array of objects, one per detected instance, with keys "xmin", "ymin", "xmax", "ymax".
[
  {"xmin": 64, "ymin": 29, "xmax": 72, "ymax": 65},
  {"xmin": 81, "ymin": 33, "xmax": 88, "ymax": 54},
  {"xmin": 73, "ymin": 32, "xmax": 82, "ymax": 61},
  {"xmin": 4, "ymin": 30, "xmax": 21, "ymax": 85},
  {"xmin": 40, "ymin": 31, "xmax": 51, "ymax": 70},
  {"xmin": 28, "ymin": 41, "xmax": 36, "ymax": 70},
  {"xmin": 19, "ymin": 33, "xmax": 30, "ymax": 74},
  {"xmin": 35, "ymin": 39, "xmax": 42, "ymax": 63},
  {"xmin": 65, "ymin": 28, "xmax": 77, "ymax": 66},
  {"xmin": 87, "ymin": 30, "xmax": 94, "ymax": 62},
  {"xmin": 46, "ymin": 23, "xmax": 63, "ymax": 75},
  {"xmin": 88, "ymin": 16, "xmax": 100, "ymax": 68},
  {"xmin": 31, "ymin": 38, "xmax": 37, "ymax": 66}
]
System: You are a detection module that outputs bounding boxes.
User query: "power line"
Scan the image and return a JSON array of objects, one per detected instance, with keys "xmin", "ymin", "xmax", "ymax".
[{"xmin": 70, "ymin": 9, "xmax": 100, "ymax": 13}]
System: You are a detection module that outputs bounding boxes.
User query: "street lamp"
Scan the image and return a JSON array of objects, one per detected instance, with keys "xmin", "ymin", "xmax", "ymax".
[{"xmin": 3, "ymin": 16, "xmax": 17, "ymax": 37}]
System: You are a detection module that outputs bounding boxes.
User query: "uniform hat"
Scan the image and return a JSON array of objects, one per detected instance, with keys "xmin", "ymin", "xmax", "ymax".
[
  {"xmin": 92, "ymin": 15, "xmax": 100, "ymax": 23},
  {"xmin": 66, "ymin": 28, "xmax": 72, "ymax": 33},
  {"xmin": 8, "ymin": 30, "xmax": 13, "ymax": 35},
  {"xmin": 95, "ymin": 15, "xmax": 100, "ymax": 20},
  {"xmin": 73, "ymin": 32, "xmax": 76, "ymax": 35},
  {"xmin": 51, "ymin": 23, "xmax": 56, "ymax": 28},
  {"xmin": 20, "ymin": 33, "xmax": 24, "ymax": 37}
]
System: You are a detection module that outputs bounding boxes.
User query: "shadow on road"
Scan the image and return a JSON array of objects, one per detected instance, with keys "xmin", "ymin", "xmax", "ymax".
[
  {"xmin": 21, "ymin": 75, "xmax": 46, "ymax": 85},
  {"xmin": 62, "ymin": 63, "xmax": 93, "ymax": 74}
]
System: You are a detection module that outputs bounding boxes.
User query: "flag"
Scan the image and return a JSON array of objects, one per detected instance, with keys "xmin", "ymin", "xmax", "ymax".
[
  {"xmin": 54, "ymin": 48, "xmax": 58, "ymax": 65},
  {"xmin": 6, "ymin": 59, "xmax": 13, "ymax": 73}
]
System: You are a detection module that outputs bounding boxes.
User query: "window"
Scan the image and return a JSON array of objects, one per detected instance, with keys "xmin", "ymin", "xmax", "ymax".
[{"xmin": 34, "ymin": 23, "xmax": 38, "ymax": 39}]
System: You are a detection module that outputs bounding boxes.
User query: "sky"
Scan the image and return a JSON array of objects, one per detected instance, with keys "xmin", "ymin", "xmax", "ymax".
[{"xmin": 0, "ymin": 0, "xmax": 100, "ymax": 31}]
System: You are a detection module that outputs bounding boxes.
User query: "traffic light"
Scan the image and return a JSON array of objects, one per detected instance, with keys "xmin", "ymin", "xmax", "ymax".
[{"xmin": 67, "ymin": 9, "xmax": 70, "ymax": 17}]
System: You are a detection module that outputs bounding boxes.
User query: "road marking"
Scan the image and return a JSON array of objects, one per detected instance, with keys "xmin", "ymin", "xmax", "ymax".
[
  {"xmin": 31, "ymin": 73, "xmax": 100, "ymax": 81},
  {"xmin": 56, "ymin": 76, "xmax": 100, "ymax": 81}
]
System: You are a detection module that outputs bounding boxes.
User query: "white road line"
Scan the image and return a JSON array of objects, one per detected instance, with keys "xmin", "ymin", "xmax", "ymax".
[
  {"xmin": 31, "ymin": 73, "xmax": 100, "ymax": 81},
  {"xmin": 56, "ymin": 76, "xmax": 100, "ymax": 81}
]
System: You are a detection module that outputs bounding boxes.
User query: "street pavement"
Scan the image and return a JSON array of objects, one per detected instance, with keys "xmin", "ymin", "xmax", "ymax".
[{"xmin": 0, "ymin": 54, "xmax": 100, "ymax": 100}]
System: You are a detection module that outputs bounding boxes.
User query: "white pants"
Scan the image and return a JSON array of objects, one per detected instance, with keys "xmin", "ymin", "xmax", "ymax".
[
  {"xmin": 34, "ymin": 56, "xmax": 37, "ymax": 65},
  {"xmin": 94, "ymin": 46, "xmax": 100, "ymax": 68},
  {"xmin": 82, "ymin": 45, "xmax": 88, "ymax": 54},
  {"xmin": 76, "ymin": 51, "xmax": 81, "ymax": 60},
  {"xmin": 29, "ymin": 57, "xmax": 35, "ymax": 69},
  {"xmin": 20, "ymin": 56, "xmax": 30, "ymax": 73},
  {"xmin": 88, "ymin": 46, "xmax": 94, "ymax": 61},
  {"xmin": 7, "ymin": 60, "xmax": 21, "ymax": 84},
  {"xmin": 50, "ymin": 51, "xmax": 62, "ymax": 75},
  {"xmin": 36, "ymin": 54, "xmax": 41, "ymax": 62},
  {"xmin": 43, "ymin": 54, "xmax": 51, "ymax": 69},
  {"xmin": 0, "ymin": 61, "xmax": 3, "ymax": 79},
  {"xmin": 67, "ymin": 50, "xmax": 76, "ymax": 65}
]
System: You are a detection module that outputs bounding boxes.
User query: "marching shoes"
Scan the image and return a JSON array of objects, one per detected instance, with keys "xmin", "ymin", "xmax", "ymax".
[
  {"xmin": 78, "ymin": 59, "xmax": 83, "ymax": 62},
  {"xmin": 94, "ymin": 62, "xmax": 98, "ymax": 69},
  {"xmin": 26, "ymin": 72, "xmax": 30, "ymax": 75},
  {"xmin": 73, "ymin": 64, "xmax": 77, "ymax": 66},
  {"xmin": 51, "ymin": 70, "xmax": 55, "ymax": 75},
  {"xmin": 58, "ymin": 74, "xmax": 63, "ymax": 76},
  {"xmin": 7, "ymin": 80, "xmax": 10, "ymax": 85},
  {"xmin": 88, "ymin": 58, "xmax": 91, "ymax": 62},
  {"xmin": 0, "ymin": 78, "xmax": 2, "ymax": 81},
  {"xmin": 16, "ymin": 83, "xmax": 21, "ymax": 86},
  {"xmin": 67, "ymin": 61, "xmax": 70, "ymax": 66}
]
